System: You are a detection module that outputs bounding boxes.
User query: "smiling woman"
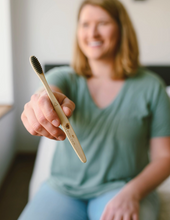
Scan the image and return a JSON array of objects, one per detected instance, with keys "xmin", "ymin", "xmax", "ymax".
[
  {"xmin": 18, "ymin": 0, "xmax": 170, "ymax": 220},
  {"xmin": 0, "ymin": 0, "xmax": 13, "ymax": 118}
]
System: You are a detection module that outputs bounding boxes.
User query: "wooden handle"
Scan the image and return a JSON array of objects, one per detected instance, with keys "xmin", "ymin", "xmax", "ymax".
[{"xmin": 36, "ymin": 72, "xmax": 87, "ymax": 163}]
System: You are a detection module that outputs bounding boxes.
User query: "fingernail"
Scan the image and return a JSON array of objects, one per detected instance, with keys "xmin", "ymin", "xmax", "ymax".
[
  {"xmin": 52, "ymin": 120, "xmax": 59, "ymax": 127},
  {"xmin": 57, "ymin": 135, "xmax": 64, "ymax": 141}
]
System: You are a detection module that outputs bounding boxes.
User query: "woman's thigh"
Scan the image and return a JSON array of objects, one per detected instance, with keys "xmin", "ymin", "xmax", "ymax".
[
  {"xmin": 87, "ymin": 188, "xmax": 121, "ymax": 220},
  {"xmin": 18, "ymin": 182, "xmax": 88, "ymax": 220},
  {"xmin": 87, "ymin": 188, "xmax": 160, "ymax": 220}
]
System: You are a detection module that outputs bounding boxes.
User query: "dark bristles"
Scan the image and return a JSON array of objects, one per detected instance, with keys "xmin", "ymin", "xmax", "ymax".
[{"xmin": 30, "ymin": 56, "xmax": 43, "ymax": 74}]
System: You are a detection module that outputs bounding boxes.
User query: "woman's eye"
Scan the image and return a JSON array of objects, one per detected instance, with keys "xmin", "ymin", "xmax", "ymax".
[
  {"xmin": 82, "ymin": 23, "xmax": 89, "ymax": 28},
  {"xmin": 99, "ymin": 21, "xmax": 107, "ymax": 25}
]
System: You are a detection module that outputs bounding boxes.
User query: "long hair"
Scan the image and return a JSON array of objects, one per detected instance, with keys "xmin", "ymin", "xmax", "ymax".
[{"xmin": 71, "ymin": 0, "xmax": 140, "ymax": 79}]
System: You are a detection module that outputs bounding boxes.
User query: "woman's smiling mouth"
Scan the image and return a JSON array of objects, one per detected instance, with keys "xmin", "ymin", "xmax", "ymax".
[{"xmin": 88, "ymin": 41, "xmax": 103, "ymax": 47}]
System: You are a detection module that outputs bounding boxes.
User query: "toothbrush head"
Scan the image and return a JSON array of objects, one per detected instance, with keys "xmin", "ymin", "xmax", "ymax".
[{"xmin": 30, "ymin": 56, "xmax": 43, "ymax": 74}]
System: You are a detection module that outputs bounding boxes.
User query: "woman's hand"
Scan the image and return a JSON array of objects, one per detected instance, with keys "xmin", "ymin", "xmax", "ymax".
[
  {"xmin": 100, "ymin": 187, "xmax": 139, "ymax": 220},
  {"xmin": 21, "ymin": 88, "xmax": 75, "ymax": 140}
]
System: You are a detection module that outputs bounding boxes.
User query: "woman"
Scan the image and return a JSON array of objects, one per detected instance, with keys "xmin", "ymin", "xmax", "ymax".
[{"xmin": 19, "ymin": 0, "xmax": 170, "ymax": 219}]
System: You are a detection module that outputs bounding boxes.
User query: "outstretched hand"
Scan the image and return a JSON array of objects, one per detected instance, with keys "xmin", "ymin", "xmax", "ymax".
[{"xmin": 21, "ymin": 89, "xmax": 75, "ymax": 140}]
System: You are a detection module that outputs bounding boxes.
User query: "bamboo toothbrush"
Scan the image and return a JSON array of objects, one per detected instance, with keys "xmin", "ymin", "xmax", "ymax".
[{"xmin": 30, "ymin": 56, "xmax": 87, "ymax": 163}]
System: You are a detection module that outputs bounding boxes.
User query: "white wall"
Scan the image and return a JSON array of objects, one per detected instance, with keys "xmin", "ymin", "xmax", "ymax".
[
  {"xmin": 0, "ymin": 111, "xmax": 16, "ymax": 188},
  {"xmin": 121, "ymin": 0, "xmax": 170, "ymax": 65},
  {"xmin": 10, "ymin": 0, "xmax": 170, "ymax": 152},
  {"xmin": 0, "ymin": 0, "xmax": 13, "ymax": 104},
  {"xmin": 11, "ymin": 0, "xmax": 82, "ymax": 152},
  {"xmin": 0, "ymin": 0, "xmax": 16, "ymax": 188}
]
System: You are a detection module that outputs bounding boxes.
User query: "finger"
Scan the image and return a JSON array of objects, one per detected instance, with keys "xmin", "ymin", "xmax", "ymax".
[
  {"xmin": 52, "ymin": 91, "xmax": 75, "ymax": 117},
  {"xmin": 123, "ymin": 214, "xmax": 131, "ymax": 220},
  {"xmin": 60, "ymin": 97, "xmax": 75, "ymax": 117},
  {"xmin": 36, "ymin": 92, "xmax": 61, "ymax": 126},
  {"xmin": 132, "ymin": 213, "xmax": 139, "ymax": 220},
  {"xmin": 31, "ymin": 93, "xmax": 66, "ymax": 140},
  {"xmin": 114, "ymin": 214, "xmax": 123, "ymax": 220},
  {"xmin": 100, "ymin": 209, "xmax": 115, "ymax": 220},
  {"xmin": 21, "ymin": 113, "xmax": 39, "ymax": 136},
  {"xmin": 24, "ymin": 102, "xmax": 55, "ymax": 139},
  {"xmin": 100, "ymin": 207, "xmax": 108, "ymax": 220},
  {"xmin": 33, "ymin": 100, "xmax": 66, "ymax": 140},
  {"xmin": 23, "ymin": 111, "xmax": 62, "ymax": 140}
]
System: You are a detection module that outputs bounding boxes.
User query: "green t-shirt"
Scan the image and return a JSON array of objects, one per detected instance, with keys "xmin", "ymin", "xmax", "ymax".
[{"xmin": 45, "ymin": 66, "xmax": 170, "ymax": 199}]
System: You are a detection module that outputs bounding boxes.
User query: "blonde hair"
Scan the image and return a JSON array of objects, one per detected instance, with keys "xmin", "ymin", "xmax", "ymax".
[{"xmin": 72, "ymin": 0, "xmax": 140, "ymax": 79}]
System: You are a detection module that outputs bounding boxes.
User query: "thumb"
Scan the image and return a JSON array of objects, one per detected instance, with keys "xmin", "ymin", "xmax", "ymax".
[
  {"xmin": 61, "ymin": 97, "xmax": 75, "ymax": 118},
  {"xmin": 53, "ymin": 91, "xmax": 75, "ymax": 117}
]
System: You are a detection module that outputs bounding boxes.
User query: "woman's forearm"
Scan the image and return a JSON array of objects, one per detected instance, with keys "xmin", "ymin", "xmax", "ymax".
[{"xmin": 123, "ymin": 157, "xmax": 170, "ymax": 201}]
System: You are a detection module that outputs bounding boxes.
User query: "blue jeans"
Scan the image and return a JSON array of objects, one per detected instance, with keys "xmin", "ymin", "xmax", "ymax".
[{"xmin": 18, "ymin": 182, "xmax": 159, "ymax": 220}]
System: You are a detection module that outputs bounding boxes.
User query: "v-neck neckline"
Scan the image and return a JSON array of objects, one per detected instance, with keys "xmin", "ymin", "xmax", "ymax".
[{"xmin": 83, "ymin": 76, "xmax": 129, "ymax": 111}]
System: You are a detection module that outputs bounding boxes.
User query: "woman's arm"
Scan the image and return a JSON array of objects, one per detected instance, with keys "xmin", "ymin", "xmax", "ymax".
[
  {"xmin": 101, "ymin": 137, "xmax": 170, "ymax": 220},
  {"xmin": 124, "ymin": 136, "xmax": 170, "ymax": 200}
]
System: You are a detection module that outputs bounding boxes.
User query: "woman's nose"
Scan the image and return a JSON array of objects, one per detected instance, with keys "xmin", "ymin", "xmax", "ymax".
[{"xmin": 88, "ymin": 25, "xmax": 99, "ymax": 38}]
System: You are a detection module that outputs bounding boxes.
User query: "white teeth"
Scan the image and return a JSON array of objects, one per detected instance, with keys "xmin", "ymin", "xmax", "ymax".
[{"xmin": 88, "ymin": 41, "xmax": 102, "ymax": 47}]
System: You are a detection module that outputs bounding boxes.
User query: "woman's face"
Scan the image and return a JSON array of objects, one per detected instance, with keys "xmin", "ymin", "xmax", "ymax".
[{"xmin": 77, "ymin": 5, "xmax": 120, "ymax": 62}]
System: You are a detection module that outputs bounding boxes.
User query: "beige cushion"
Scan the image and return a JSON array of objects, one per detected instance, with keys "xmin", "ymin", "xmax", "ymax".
[
  {"xmin": 157, "ymin": 86, "xmax": 170, "ymax": 220},
  {"xmin": 157, "ymin": 176, "xmax": 170, "ymax": 220}
]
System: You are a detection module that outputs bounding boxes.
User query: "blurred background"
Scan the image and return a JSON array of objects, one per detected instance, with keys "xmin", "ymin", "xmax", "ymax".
[{"xmin": 0, "ymin": 0, "xmax": 170, "ymax": 219}]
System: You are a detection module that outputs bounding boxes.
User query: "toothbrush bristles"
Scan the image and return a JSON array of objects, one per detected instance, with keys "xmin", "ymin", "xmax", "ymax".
[{"xmin": 30, "ymin": 56, "xmax": 43, "ymax": 74}]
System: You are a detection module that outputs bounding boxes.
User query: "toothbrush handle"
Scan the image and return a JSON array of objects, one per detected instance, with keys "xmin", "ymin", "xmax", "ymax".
[{"xmin": 37, "ymin": 73, "xmax": 87, "ymax": 163}]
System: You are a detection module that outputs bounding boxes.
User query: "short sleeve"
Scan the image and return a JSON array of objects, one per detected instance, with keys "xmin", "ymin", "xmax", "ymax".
[
  {"xmin": 150, "ymin": 81, "xmax": 170, "ymax": 137},
  {"xmin": 45, "ymin": 67, "xmax": 75, "ymax": 98}
]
